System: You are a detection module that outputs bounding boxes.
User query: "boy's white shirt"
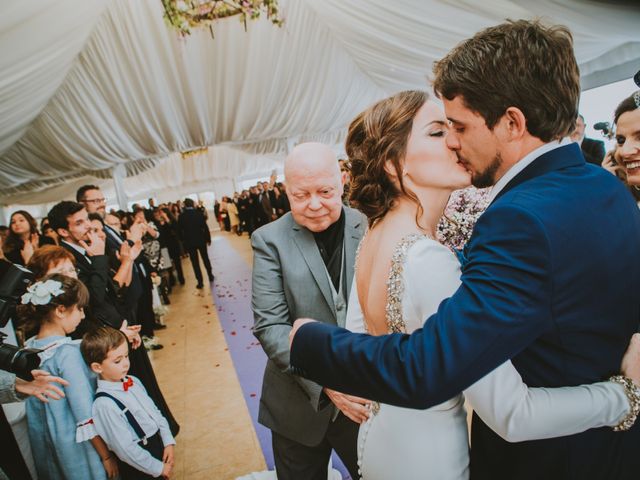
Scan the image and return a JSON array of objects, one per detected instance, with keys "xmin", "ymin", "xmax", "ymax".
[{"xmin": 92, "ymin": 375, "xmax": 175, "ymax": 477}]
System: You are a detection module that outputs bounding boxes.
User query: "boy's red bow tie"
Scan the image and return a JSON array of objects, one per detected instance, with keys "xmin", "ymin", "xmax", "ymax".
[{"xmin": 122, "ymin": 377, "xmax": 134, "ymax": 392}]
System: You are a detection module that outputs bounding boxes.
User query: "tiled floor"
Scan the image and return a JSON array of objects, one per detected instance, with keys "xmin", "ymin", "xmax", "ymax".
[{"xmin": 149, "ymin": 232, "xmax": 266, "ymax": 479}]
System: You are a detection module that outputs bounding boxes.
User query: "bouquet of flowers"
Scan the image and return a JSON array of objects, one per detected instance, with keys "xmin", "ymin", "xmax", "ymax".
[{"xmin": 437, "ymin": 187, "xmax": 491, "ymax": 251}]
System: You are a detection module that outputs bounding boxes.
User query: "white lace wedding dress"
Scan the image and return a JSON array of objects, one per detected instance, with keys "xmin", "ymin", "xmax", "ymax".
[{"xmin": 346, "ymin": 234, "xmax": 629, "ymax": 480}]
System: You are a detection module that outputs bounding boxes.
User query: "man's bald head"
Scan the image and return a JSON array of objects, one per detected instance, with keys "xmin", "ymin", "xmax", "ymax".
[
  {"xmin": 284, "ymin": 142, "xmax": 341, "ymax": 183},
  {"xmin": 284, "ymin": 143, "xmax": 345, "ymax": 232}
]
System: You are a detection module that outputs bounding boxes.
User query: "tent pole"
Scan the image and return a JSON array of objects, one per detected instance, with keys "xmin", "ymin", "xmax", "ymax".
[
  {"xmin": 0, "ymin": 205, "xmax": 7, "ymax": 225},
  {"xmin": 112, "ymin": 164, "xmax": 128, "ymax": 210}
]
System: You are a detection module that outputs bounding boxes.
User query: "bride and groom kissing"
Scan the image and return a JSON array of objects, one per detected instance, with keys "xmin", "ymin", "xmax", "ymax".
[{"xmin": 287, "ymin": 19, "xmax": 640, "ymax": 480}]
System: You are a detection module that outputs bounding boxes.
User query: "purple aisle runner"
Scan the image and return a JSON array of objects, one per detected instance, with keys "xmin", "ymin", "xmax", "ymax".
[{"xmin": 209, "ymin": 236, "xmax": 350, "ymax": 479}]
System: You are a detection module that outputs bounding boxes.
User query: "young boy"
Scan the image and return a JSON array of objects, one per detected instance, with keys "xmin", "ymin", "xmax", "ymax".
[{"xmin": 81, "ymin": 327, "xmax": 175, "ymax": 479}]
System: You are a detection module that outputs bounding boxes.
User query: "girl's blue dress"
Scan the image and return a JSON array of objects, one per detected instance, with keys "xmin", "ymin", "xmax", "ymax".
[{"xmin": 25, "ymin": 336, "xmax": 107, "ymax": 480}]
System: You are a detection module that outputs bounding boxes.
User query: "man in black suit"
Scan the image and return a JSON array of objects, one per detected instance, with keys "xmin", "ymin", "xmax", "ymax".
[
  {"xmin": 76, "ymin": 185, "xmax": 161, "ymax": 338},
  {"xmin": 178, "ymin": 198, "xmax": 213, "ymax": 289},
  {"xmin": 571, "ymin": 114, "xmax": 606, "ymax": 166},
  {"xmin": 48, "ymin": 201, "xmax": 129, "ymax": 335}
]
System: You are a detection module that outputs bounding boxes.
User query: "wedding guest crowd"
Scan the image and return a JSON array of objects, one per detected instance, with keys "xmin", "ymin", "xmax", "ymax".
[
  {"xmin": 215, "ymin": 177, "xmax": 291, "ymax": 237},
  {"xmin": 0, "ymin": 184, "xmax": 242, "ymax": 479}
]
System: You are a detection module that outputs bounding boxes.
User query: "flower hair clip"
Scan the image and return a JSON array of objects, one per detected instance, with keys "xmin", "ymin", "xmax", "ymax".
[
  {"xmin": 634, "ymin": 91, "xmax": 640, "ymax": 109},
  {"xmin": 21, "ymin": 279, "xmax": 65, "ymax": 306}
]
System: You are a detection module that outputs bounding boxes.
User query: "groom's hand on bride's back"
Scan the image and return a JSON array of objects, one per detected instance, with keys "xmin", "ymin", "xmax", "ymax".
[
  {"xmin": 289, "ymin": 318, "xmax": 318, "ymax": 350},
  {"xmin": 323, "ymin": 387, "xmax": 371, "ymax": 424}
]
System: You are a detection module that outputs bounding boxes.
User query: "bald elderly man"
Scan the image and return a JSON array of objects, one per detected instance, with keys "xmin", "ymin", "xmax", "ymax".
[{"xmin": 251, "ymin": 143, "xmax": 366, "ymax": 479}]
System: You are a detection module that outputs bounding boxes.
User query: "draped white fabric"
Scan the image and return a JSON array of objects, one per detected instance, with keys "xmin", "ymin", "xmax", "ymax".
[
  {"xmin": 0, "ymin": 0, "xmax": 639, "ymax": 206},
  {"xmin": 0, "ymin": 146, "xmax": 283, "ymax": 222},
  {"xmin": 0, "ymin": 0, "xmax": 106, "ymax": 157}
]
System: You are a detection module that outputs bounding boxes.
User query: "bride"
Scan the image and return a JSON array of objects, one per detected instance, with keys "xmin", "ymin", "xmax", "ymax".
[{"xmin": 344, "ymin": 90, "xmax": 640, "ymax": 480}]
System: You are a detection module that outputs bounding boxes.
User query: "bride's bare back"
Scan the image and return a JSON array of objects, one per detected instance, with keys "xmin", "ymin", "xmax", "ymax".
[{"xmin": 355, "ymin": 210, "xmax": 425, "ymax": 336}]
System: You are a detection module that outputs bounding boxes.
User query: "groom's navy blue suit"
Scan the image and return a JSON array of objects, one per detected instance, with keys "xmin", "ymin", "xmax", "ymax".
[{"xmin": 290, "ymin": 143, "xmax": 640, "ymax": 479}]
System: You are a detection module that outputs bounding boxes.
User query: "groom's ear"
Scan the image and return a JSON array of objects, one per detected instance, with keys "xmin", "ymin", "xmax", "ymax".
[{"xmin": 499, "ymin": 106, "xmax": 528, "ymax": 141}]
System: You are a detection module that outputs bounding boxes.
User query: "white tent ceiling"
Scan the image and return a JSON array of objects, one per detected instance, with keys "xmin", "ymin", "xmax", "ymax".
[{"xmin": 1, "ymin": 0, "xmax": 639, "ymax": 209}]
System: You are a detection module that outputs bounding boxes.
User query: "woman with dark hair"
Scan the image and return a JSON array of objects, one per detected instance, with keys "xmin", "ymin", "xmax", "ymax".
[
  {"xmin": 343, "ymin": 90, "xmax": 640, "ymax": 479},
  {"xmin": 3, "ymin": 210, "xmax": 46, "ymax": 265},
  {"xmin": 602, "ymin": 91, "xmax": 640, "ymax": 202}
]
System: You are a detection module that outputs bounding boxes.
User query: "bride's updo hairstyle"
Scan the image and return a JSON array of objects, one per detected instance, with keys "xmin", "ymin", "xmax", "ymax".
[{"xmin": 347, "ymin": 90, "xmax": 429, "ymax": 227}]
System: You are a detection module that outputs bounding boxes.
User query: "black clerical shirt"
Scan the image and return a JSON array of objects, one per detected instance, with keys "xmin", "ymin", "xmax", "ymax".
[{"xmin": 312, "ymin": 208, "xmax": 345, "ymax": 291}]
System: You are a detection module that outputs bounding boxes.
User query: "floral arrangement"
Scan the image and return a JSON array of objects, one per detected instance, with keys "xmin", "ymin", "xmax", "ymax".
[
  {"xmin": 21, "ymin": 280, "xmax": 64, "ymax": 306},
  {"xmin": 161, "ymin": 0, "xmax": 284, "ymax": 36},
  {"xmin": 437, "ymin": 187, "xmax": 491, "ymax": 251},
  {"xmin": 181, "ymin": 146, "xmax": 208, "ymax": 160}
]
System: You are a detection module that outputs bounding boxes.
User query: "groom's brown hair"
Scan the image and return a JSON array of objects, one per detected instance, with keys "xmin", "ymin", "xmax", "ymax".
[{"xmin": 432, "ymin": 19, "xmax": 580, "ymax": 142}]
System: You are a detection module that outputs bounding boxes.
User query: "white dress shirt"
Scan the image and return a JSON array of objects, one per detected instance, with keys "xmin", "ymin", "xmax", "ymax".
[
  {"xmin": 92, "ymin": 375, "xmax": 175, "ymax": 477},
  {"xmin": 487, "ymin": 137, "xmax": 572, "ymax": 204},
  {"xmin": 61, "ymin": 239, "xmax": 91, "ymax": 264}
]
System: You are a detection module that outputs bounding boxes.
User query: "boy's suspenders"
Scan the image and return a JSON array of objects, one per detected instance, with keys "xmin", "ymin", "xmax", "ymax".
[{"xmin": 95, "ymin": 392, "xmax": 149, "ymax": 445}]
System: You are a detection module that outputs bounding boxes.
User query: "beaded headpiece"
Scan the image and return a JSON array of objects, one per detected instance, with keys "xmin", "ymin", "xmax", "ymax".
[{"xmin": 634, "ymin": 91, "xmax": 640, "ymax": 109}]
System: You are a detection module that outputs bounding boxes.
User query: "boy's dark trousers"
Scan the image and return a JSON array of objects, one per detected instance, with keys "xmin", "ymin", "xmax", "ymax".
[{"xmin": 118, "ymin": 431, "xmax": 164, "ymax": 480}]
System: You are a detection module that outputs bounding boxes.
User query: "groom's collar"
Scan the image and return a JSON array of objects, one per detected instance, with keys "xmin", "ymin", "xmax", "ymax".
[
  {"xmin": 487, "ymin": 137, "xmax": 572, "ymax": 204},
  {"xmin": 489, "ymin": 139, "xmax": 584, "ymax": 206}
]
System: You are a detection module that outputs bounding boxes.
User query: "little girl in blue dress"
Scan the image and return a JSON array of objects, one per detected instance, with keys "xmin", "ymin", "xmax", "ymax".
[{"xmin": 18, "ymin": 274, "xmax": 118, "ymax": 480}]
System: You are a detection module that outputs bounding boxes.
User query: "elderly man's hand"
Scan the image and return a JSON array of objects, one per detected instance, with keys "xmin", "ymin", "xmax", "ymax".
[
  {"xmin": 324, "ymin": 387, "xmax": 371, "ymax": 424},
  {"xmin": 289, "ymin": 318, "xmax": 318, "ymax": 350}
]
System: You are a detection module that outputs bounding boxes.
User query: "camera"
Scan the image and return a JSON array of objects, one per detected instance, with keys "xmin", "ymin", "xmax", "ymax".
[
  {"xmin": 0, "ymin": 259, "xmax": 41, "ymax": 380},
  {"xmin": 594, "ymin": 121, "xmax": 613, "ymax": 138}
]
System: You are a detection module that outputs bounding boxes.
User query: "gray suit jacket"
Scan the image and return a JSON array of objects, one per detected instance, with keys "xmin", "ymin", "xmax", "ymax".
[{"xmin": 251, "ymin": 208, "xmax": 366, "ymax": 446}]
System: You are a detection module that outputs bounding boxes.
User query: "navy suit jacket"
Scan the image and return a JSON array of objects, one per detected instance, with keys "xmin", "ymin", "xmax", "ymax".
[{"xmin": 290, "ymin": 143, "xmax": 640, "ymax": 478}]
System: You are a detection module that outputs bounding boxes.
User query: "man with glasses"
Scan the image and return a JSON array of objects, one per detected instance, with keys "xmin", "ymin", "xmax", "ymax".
[{"xmin": 77, "ymin": 185, "xmax": 153, "ymax": 330}]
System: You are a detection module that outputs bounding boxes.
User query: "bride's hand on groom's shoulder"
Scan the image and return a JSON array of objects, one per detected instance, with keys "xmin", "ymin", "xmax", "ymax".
[
  {"xmin": 324, "ymin": 387, "xmax": 371, "ymax": 424},
  {"xmin": 289, "ymin": 318, "xmax": 318, "ymax": 349},
  {"xmin": 621, "ymin": 333, "xmax": 640, "ymax": 386}
]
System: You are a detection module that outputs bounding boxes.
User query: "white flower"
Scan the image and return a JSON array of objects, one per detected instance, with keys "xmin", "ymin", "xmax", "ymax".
[
  {"xmin": 21, "ymin": 279, "xmax": 65, "ymax": 306},
  {"xmin": 176, "ymin": 1, "xmax": 188, "ymax": 12}
]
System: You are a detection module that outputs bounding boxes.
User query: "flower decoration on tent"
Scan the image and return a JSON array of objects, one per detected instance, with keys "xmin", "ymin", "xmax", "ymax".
[
  {"xmin": 161, "ymin": 0, "xmax": 284, "ymax": 37},
  {"xmin": 437, "ymin": 187, "xmax": 491, "ymax": 251},
  {"xmin": 21, "ymin": 280, "xmax": 65, "ymax": 306},
  {"xmin": 181, "ymin": 147, "xmax": 208, "ymax": 159}
]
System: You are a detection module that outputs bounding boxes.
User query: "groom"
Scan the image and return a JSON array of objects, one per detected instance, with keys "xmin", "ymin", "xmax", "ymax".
[{"xmin": 289, "ymin": 20, "xmax": 640, "ymax": 479}]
